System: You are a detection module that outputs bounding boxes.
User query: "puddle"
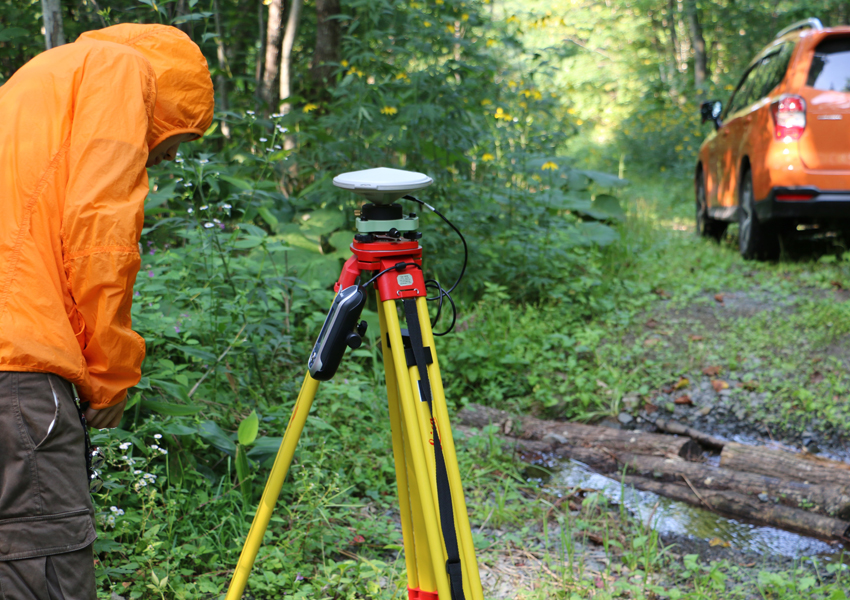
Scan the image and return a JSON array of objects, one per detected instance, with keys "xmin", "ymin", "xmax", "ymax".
[{"xmin": 549, "ymin": 459, "xmax": 843, "ymax": 560}]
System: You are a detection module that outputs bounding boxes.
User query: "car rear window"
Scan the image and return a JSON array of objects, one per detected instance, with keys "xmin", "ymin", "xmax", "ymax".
[{"xmin": 807, "ymin": 37, "xmax": 850, "ymax": 92}]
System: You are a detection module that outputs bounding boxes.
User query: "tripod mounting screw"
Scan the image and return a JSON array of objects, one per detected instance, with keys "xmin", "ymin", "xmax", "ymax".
[
  {"xmin": 388, "ymin": 228, "xmax": 402, "ymax": 239},
  {"xmin": 345, "ymin": 332, "xmax": 362, "ymax": 349}
]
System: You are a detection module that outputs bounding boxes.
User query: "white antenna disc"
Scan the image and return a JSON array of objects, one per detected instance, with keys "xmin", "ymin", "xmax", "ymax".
[{"xmin": 333, "ymin": 167, "xmax": 433, "ymax": 204}]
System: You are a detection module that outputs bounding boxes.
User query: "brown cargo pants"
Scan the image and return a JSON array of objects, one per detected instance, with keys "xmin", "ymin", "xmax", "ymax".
[{"xmin": 0, "ymin": 373, "xmax": 97, "ymax": 599}]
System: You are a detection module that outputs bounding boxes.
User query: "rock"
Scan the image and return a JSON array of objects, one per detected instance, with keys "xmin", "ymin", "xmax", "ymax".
[
  {"xmin": 542, "ymin": 432, "xmax": 568, "ymax": 445},
  {"xmin": 758, "ymin": 492, "xmax": 769, "ymax": 502},
  {"xmin": 802, "ymin": 432, "xmax": 819, "ymax": 454},
  {"xmin": 597, "ymin": 416, "xmax": 622, "ymax": 430},
  {"xmin": 622, "ymin": 393, "xmax": 640, "ymax": 411},
  {"xmin": 617, "ymin": 412, "xmax": 635, "ymax": 426},
  {"xmin": 698, "ymin": 406, "xmax": 712, "ymax": 416}
]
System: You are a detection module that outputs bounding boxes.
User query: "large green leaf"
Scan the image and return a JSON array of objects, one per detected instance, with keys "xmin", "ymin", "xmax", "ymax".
[
  {"xmin": 592, "ymin": 194, "xmax": 626, "ymax": 220},
  {"xmin": 237, "ymin": 410, "xmax": 259, "ymax": 446},
  {"xmin": 246, "ymin": 436, "xmax": 282, "ymax": 462},
  {"xmin": 142, "ymin": 399, "xmax": 203, "ymax": 416},
  {"xmin": 0, "ymin": 27, "xmax": 29, "ymax": 43},
  {"xmin": 575, "ymin": 169, "xmax": 629, "ymax": 188},
  {"xmin": 300, "ymin": 209, "xmax": 345, "ymax": 236},
  {"xmin": 149, "ymin": 379, "xmax": 191, "ymax": 403},
  {"xmin": 198, "ymin": 421, "xmax": 236, "ymax": 456}
]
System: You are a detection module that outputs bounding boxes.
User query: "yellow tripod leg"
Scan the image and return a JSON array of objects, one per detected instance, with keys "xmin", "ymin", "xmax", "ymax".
[
  {"xmin": 414, "ymin": 297, "xmax": 484, "ymax": 600},
  {"xmin": 383, "ymin": 299, "xmax": 452, "ymax": 600},
  {"xmin": 380, "ymin": 305, "xmax": 432, "ymax": 592},
  {"xmin": 225, "ymin": 373, "xmax": 320, "ymax": 600}
]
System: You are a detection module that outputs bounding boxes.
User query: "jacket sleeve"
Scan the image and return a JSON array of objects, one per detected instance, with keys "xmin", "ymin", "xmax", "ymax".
[{"xmin": 63, "ymin": 48, "xmax": 157, "ymax": 409}]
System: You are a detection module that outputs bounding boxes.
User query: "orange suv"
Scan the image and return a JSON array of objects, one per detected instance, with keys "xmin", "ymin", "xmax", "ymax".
[{"xmin": 696, "ymin": 18, "xmax": 850, "ymax": 259}]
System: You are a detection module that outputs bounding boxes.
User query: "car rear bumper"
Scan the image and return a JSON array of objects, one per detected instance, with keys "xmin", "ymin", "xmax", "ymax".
[{"xmin": 755, "ymin": 186, "xmax": 850, "ymax": 220}]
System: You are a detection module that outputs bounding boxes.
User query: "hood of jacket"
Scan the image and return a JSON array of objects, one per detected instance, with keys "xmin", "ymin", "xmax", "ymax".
[{"xmin": 78, "ymin": 23, "xmax": 215, "ymax": 150}]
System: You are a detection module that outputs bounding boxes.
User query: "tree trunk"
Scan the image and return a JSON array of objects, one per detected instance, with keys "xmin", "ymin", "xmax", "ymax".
[
  {"xmin": 310, "ymin": 0, "xmax": 341, "ymax": 93},
  {"xmin": 617, "ymin": 453, "xmax": 850, "ymax": 519},
  {"xmin": 279, "ymin": 0, "xmax": 303, "ymax": 116},
  {"xmin": 255, "ymin": 0, "xmax": 266, "ymax": 88},
  {"xmin": 213, "ymin": 0, "xmax": 231, "ymax": 139},
  {"xmin": 41, "ymin": 0, "xmax": 65, "ymax": 49},
  {"xmin": 721, "ymin": 442, "xmax": 850, "ymax": 488},
  {"xmin": 260, "ymin": 0, "xmax": 284, "ymax": 110},
  {"xmin": 683, "ymin": 0, "xmax": 708, "ymax": 97},
  {"xmin": 665, "ymin": 0, "xmax": 680, "ymax": 96},
  {"xmin": 623, "ymin": 476, "xmax": 850, "ymax": 541},
  {"xmin": 457, "ymin": 404, "xmax": 701, "ymax": 459},
  {"xmin": 280, "ymin": 0, "xmax": 303, "ymax": 157}
]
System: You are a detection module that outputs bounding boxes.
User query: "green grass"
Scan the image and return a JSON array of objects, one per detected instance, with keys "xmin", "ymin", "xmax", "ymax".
[{"xmin": 95, "ymin": 174, "xmax": 850, "ymax": 599}]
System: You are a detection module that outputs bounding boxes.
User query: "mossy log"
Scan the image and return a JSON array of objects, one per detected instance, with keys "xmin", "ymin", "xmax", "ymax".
[
  {"xmin": 617, "ymin": 453, "xmax": 850, "ymax": 519},
  {"xmin": 457, "ymin": 404, "xmax": 700, "ymax": 459},
  {"xmin": 623, "ymin": 475, "xmax": 850, "ymax": 541},
  {"xmin": 720, "ymin": 442, "xmax": 850, "ymax": 488}
]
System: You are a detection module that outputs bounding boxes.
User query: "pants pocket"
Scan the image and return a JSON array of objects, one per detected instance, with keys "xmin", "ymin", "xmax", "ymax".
[{"xmin": 16, "ymin": 375, "xmax": 61, "ymax": 450}]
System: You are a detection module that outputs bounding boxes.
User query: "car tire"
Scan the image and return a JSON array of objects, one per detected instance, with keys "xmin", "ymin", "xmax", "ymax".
[
  {"xmin": 696, "ymin": 172, "xmax": 728, "ymax": 241},
  {"xmin": 739, "ymin": 169, "xmax": 779, "ymax": 260}
]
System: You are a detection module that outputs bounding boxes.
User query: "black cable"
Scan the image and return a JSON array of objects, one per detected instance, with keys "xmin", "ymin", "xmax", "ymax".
[
  {"xmin": 401, "ymin": 195, "xmax": 465, "ymax": 336},
  {"xmin": 360, "ymin": 262, "xmax": 422, "ymax": 290},
  {"xmin": 429, "ymin": 280, "xmax": 457, "ymax": 336},
  {"xmin": 403, "ymin": 195, "xmax": 467, "ymax": 295}
]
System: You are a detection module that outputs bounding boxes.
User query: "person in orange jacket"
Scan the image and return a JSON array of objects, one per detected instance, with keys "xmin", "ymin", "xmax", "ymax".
[{"xmin": 0, "ymin": 23, "xmax": 213, "ymax": 598}]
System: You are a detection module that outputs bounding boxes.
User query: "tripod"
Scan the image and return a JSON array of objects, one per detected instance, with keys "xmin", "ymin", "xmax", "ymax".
[{"xmin": 226, "ymin": 172, "xmax": 483, "ymax": 600}]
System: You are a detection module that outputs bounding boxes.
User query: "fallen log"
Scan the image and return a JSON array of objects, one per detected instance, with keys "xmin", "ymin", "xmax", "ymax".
[
  {"xmin": 720, "ymin": 442, "xmax": 850, "ymax": 489},
  {"xmin": 457, "ymin": 404, "xmax": 701, "ymax": 459},
  {"xmin": 653, "ymin": 418, "xmax": 727, "ymax": 450},
  {"xmin": 617, "ymin": 453, "xmax": 850, "ymax": 519},
  {"xmin": 623, "ymin": 475, "xmax": 850, "ymax": 541}
]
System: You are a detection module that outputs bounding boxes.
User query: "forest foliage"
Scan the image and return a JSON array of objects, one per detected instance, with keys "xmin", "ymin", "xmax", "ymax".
[{"xmin": 2, "ymin": 0, "xmax": 850, "ymax": 597}]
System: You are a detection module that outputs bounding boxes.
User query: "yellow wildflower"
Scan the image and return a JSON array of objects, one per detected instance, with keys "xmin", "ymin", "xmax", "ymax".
[
  {"xmin": 494, "ymin": 107, "xmax": 512, "ymax": 121},
  {"xmin": 341, "ymin": 60, "xmax": 349, "ymax": 67},
  {"xmin": 481, "ymin": 153, "xmax": 495, "ymax": 162},
  {"xmin": 519, "ymin": 101, "xmax": 527, "ymax": 109},
  {"xmin": 486, "ymin": 39, "xmax": 496, "ymax": 47},
  {"xmin": 575, "ymin": 119, "xmax": 583, "ymax": 125},
  {"xmin": 381, "ymin": 106, "xmax": 398, "ymax": 115},
  {"xmin": 506, "ymin": 15, "xmax": 519, "ymax": 24},
  {"xmin": 423, "ymin": 20, "xmax": 432, "ymax": 27},
  {"xmin": 436, "ymin": 0, "xmax": 443, "ymax": 4},
  {"xmin": 446, "ymin": 24, "xmax": 454, "ymax": 33},
  {"xmin": 567, "ymin": 107, "xmax": 577, "ymax": 115},
  {"xmin": 461, "ymin": 13, "xmax": 469, "ymax": 21},
  {"xmin": 541, "ymin": 161, "xmax": 558, "ymax": 171},
  {"xmin": 303, "ymin": 103, "xmax": 319, "ymax": 113},
  {"xmin": 481, "ymin": 98, "xmax": 492, "ymax": 106}
]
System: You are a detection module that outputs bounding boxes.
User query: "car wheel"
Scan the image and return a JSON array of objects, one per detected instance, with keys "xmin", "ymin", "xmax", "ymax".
[
  {"xmin": 738, "ymin": 169, "xmax": 779, "ymax": 260},
  {"xmin": 696, "ymin": 173, "xmax": 728, "ymax": 241}
]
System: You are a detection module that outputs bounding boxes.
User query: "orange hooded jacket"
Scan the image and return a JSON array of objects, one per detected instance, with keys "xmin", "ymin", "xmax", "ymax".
[{"xmin": 0, "ymin": 24, "xmax": 214, "ymax": 409}]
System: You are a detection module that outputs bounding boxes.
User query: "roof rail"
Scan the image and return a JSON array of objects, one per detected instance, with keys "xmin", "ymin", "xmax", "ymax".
[{"xmin": 775, "ymin": 18, "xmax": 824, "ymax": 39}]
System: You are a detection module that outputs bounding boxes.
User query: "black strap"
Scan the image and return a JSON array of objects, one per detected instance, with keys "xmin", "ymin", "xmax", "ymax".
[{"xmin": 403, "ymin": 299, "xmax": 466, "ymax": 600}]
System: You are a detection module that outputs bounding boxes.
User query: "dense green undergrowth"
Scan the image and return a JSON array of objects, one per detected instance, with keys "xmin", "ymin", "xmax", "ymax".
[{"xmin": 92, "ymin": 173, "xmax": 850, "ymax": 598}]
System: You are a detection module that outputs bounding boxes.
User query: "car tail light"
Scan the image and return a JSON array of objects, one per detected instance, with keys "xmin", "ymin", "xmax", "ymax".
[
  {"xmin": 775, "ymin": 192, "xmax": 815, "ymax": 201},
  {"xmin": 770, "ymin": 95, "xmax": 806, "ymax": 140}
]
